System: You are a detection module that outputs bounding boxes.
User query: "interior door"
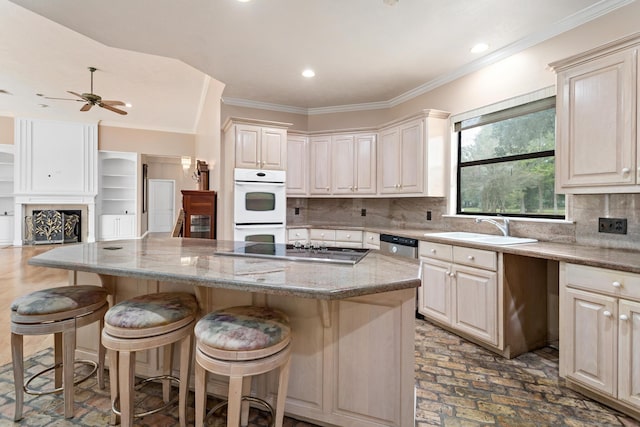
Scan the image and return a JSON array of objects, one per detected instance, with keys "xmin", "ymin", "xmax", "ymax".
[{"xmin": 148, "ymin": 179, "xmax": 175, "ymax": 232}]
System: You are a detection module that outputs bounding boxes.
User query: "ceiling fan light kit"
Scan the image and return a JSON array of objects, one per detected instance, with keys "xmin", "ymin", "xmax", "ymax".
[{"xmin": 45, "ymin": 66, "xmax": 127, "ymax": 115}]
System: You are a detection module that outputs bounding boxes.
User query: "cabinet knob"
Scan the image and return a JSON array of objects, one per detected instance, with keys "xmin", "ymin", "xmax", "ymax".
[
  {"xmin": 449, "ymin": 272, "xmax": 455, "ymax": 278},
  {"xmin": 603, "ymin": 310, "xmax": 612, "ymax": 318},
  {"xmin": 612, "ymin": 281, "xmax": 621, "ymax": 288},
  {"xmin": 350, "ymin": 186, "xmax": 353, "ymax": 191},
  {"xmin": 467, "ymin": 255, "xmax": 475, "ymax": 261},
  {"xmin": 346, "ymin": 234, "xmax": 351, "ymax": 238},
  {"xmin": 369, "ymin": 236, "xmax": 374, "ymax": 240},
  {"xmin": 326, "ymin": 187, "xmax": 330, "ymax": 191},
  {"xmin": 622, "ymin": 167, "xmax": 630, "ymax": 175},
  {"xmin": 430, "ymin": 248, "xmax": 436, "ymax": 253},
  {"xmin": 620, "ymin": 314, "xmax": 629, "ymax": 321},
  {"xmin": 354, "ymin": 186, "xmax": 358, "ymax": 191}
]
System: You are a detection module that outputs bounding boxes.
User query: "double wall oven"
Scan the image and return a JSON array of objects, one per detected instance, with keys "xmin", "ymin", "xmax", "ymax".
[{"xmin": 233, "ymin": 168, "xmax": 286, "ymax": 243}]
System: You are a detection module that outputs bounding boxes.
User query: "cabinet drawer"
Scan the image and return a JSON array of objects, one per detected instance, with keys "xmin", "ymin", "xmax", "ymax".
[
  {"xmin": 419, "ymin": 241, "xmax": 452, "ymax": 262},
  {"xmin": 363, "ymin": 231, "xmax": 380, "ymax": 247},
  {"xmin": 309, "ymin": 229, "xmax": 336, "ymax": 242},
  {"xmin": 335, "ymin": 229, "xmax": 363, "ymax": 244},
  {"xmin": 565, "ymin": 263, "xmax": 640, "ymax": 300},
  {"xmin": 287, "ymin": 228, "xmax": 309, "ymax": 242},
  {"xmin": 453, "ymin": 246, "xmax": 497, "ymax": 271}
]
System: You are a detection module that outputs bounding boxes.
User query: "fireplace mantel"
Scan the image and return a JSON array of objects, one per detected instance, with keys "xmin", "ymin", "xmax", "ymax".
[{"xmin": 13, "ymin": 118, "xmax": 98, "ymax": 246}]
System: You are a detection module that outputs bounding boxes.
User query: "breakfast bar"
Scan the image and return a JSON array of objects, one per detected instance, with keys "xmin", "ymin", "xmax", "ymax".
[{"xmin": 29, "ymin": 237, "xmax": 421, "ymax": 427}]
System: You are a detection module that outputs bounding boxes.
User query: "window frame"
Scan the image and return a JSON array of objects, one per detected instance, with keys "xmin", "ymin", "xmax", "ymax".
[{"xmin": 455, "ymin": 96, "xmax": 564, "ymax": 219}]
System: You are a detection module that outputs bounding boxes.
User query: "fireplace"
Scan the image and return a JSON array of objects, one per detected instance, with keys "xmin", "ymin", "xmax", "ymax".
[{"xmin": 25, "ymin": 209, "xmax": 82, "ymax": 244}]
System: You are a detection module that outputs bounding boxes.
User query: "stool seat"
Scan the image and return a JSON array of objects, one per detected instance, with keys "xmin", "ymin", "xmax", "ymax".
[
  {"xmin": 195, "ymin": 305, "xmax": 290, "ymax": 361},
  {"xmin": 194, "ymin": 305, "xmax": 292, "ymax": 427},
  {"xmin": 102, "ymin": 292, "xmax": 197, "ymax": 427},
  {"xmin": 11, "ymin": 285, "xmax": 108, "ymax": 322},
  {"xmin": 104, "ymin": 292, "xmax": 199, "ymax": 338},
  {"xmin": 11, "ymin": 285, "xmax": 108, "ymax": 421}
]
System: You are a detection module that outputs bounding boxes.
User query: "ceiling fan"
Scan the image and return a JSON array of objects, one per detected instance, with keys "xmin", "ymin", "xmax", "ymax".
[{"xmin": 45, "ymin": 67, "xmax": 128, "ymax": 115}]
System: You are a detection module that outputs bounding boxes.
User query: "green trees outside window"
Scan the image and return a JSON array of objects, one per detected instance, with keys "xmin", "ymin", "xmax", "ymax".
[{"xmin": 457, "ymin": 98, "xmax": 565, "ymax": 218}]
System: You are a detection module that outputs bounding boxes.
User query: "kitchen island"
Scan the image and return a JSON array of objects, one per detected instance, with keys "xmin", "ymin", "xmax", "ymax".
[{"xmin": 29, "ymin": 237, "xmax": 421, "ymax": 427}]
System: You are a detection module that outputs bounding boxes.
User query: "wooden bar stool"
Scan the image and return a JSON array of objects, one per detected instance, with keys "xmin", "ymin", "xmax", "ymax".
[
  {"xmin": 101, "ymin": 292, "xmax": 198, "ymax": 427},
  {"xmin": 194, "ymin": 305, "xmax": 292, "ymax": 427},
  {"xmin": 11, "ymin": 285, "xmax": 109, "ymax": 420}
]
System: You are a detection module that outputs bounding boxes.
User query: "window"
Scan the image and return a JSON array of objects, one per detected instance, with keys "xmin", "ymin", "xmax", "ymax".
[{"xmin": 456, "ymin": 97, "xmax": 564, "ymax": 218}]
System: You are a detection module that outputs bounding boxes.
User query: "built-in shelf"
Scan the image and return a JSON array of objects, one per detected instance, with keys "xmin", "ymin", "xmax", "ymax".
[
  {"xmin": 98, "ymin": 151, "xmax": 138, "ymax": 240},
  {"xmin": 0, "ymin": 145, "xmax": 14, "ymax": 244}
]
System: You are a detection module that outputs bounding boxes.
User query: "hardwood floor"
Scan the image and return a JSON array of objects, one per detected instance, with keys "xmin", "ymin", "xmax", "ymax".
[{"xmin": 0, "ymin": 244, "xmax": 70, "ymax": 366}]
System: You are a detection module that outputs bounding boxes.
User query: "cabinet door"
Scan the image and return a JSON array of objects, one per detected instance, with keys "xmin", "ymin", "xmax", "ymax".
[
  {"xmin": 261, "ymin": 127, "xmax": 286, "ymax": 170},
  {"xmin": 332, "ymin": 135, "xmax": 355, "ymax": 194},
  {"xmin": 354, "ymin": 134, "xmax": 376, "ymax": 194},
  {"xmin": 286, "ymin": 136, "xmax": 308, "ymax": 195},
  {"xmin": 99, "ymin": 215, "xmax": 118, "ymax": 240},
  {"xmin": 563, "ymin": 287, "xmax": 616, "ymax": 396},
  {"xmin": 309, "ymin": 137, "xmax": 332, "ymax": 195},
  {"xmin": 618, "ymin": 299, "xmax": 640, "ymax": 409},
  {"xmin": 556, "ymin": 49, "xmax": 636, "ymax": 189},
  {"xmin": 398, "ymin": 120, "xmax": 424, "ymax": 193},
  {"xmin": 117, "ymin": 215, "xmax": 135, "ymax": 238},
  {"xmin": 452, "ymin": 265, "xmax": 498, "ymax": 346},
  {"xmin": 379, "ymin": 127, "xmax": 401, "ymax": 194},
  {"xmin": 419, "ymin": 258, "xmax": 452, "ymax": 325},
  {"xmin": 235, "ymin": 125, "xmax": 260, "ymax": 168}
]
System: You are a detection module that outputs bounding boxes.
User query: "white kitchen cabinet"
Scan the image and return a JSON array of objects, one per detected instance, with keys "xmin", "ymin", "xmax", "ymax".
[
  {"xmin": 100, "ymin": 214, "xmax": 135, "ymax": 240},
  {"xmin": 378, "ymin": 111, "xmax": 449, "ymax": 196},
  {"xmin": 419, "ymin": 242, "xmax": 498, "ymax": 346},
  {"xmin": 287, "ymin": 228, "xmax": 309, "ymax": 244},
  {"xmin": 363, "ymin": 231, "xmax": 380, "ymax": 249},
  {"xmin": 309, "ymin": 136, "xmax": 332, "ymax": 195},
  {"xmin": 419, "ymin": 240, "xmax": 548, "ymax": 358},
  {"xmin": 234, "ymin": 123, "xmax": 286, "ymax": 170},
  {"xmin": 0, "ymin": 145, "xmax": 14, "ymax": 245},
  {"xmin": 550, "ymin": 34, "xmax": 640, "ymax": 193},
  {"xmin": 560, "ymin": 263, "xmax": 640, "ymax": 417},
  {"xmin": 286, "ymin": 134, "xmax": 308, "ymax": 196},
  {"xmin": 309, "ymin": 228, "xmax": 336, "ymax": 246},
  {"xmin": 335, "ymin": 229, "xmax": 363, "ymax": 248},
  {"xmin": 332, "ymin": 133, "xmax": 376, "ymax": 195}
]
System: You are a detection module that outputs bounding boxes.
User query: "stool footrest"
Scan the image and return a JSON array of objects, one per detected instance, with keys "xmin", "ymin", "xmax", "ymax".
[
  {"xmin": 24, "ymin": 360, "xmax": 98, "ymax": 396},
  {"xmin": 206, "ymin": 395, "xmax": 275, "ymax": 427},
  {"xmin": 112, "ymin": 375, "xmax": 180, "ymax": 418}
]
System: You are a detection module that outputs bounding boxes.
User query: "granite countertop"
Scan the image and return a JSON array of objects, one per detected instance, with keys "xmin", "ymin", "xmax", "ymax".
[
  {"xmin": 28, "ymin": 237, "xmax": 421, "ymax": 300},
  {"xmin": 290, "ymin": 224, "xmax": 640, "ymax": 274}
]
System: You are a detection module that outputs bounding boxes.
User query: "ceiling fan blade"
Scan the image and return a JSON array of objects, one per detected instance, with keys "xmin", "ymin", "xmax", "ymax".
[
  {"xmin": 80, "ymin": 103, "xmax": 92, "ymax": 112},
  {"xmin": 99, "ymin": 102, "xmax": 127, "ymax": 115},
  {"xmin": 67, "ymin": 91, "xmax": 87, "ymax": 100},
  {"xmin": 44, "ymin": 96, "xmax": 84, "ymax": 102},
  {"xmin": 101, "ymin": 100, "xmax": 125, "ymax": 106}
]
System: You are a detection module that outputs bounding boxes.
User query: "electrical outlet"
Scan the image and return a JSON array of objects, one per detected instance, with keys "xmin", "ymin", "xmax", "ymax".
[
  {"xmin": 361, "ymin": 208, "xmax": 366, "ymax": 217},
  {"xmin": 426, "ymin": 211, "xmax": 432, "ymax": 221},
  {"xmin": 294, "ymin": 207, "xmax": 300, "ymax": 215},
  {"xmin": 598, "ymin": 217, "xmax": 627, "ymax": 234}
]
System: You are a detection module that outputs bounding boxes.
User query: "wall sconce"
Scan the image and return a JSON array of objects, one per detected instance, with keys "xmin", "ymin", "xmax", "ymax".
[{"xmin": 181, "ymin": 156, "xmax": 192, "ymax": 176}]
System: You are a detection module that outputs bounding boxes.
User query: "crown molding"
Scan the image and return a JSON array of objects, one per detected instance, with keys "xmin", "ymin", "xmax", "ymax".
[{"xmin": 222, "ymin": 0, "xmax": 633, "ymax": 116}]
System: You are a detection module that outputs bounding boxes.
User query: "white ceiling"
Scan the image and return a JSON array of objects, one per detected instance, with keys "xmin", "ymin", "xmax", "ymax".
[{"xmin": 0, "ymin": 0, "xmax": 632, "ymax": 133}]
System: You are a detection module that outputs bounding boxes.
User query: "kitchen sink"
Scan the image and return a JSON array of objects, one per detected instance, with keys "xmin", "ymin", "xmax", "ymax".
[{"xmin": 425, "ymin": 232, "xmax": 537, "ymax": 245}]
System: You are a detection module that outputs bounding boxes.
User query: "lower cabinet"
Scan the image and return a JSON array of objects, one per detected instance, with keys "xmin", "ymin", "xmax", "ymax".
[
  {"xmin": 419, "ymin": 241, "xmax": 549, "ymax": 358},
  {"xmin": 560, "ymin": 263, "xmax": 640, "ymax": 417},
  {"xmin": 0, "ymin": 215, "xmax": 14, "ymax": 245},
  {"xmin": 419, "ymin": 242, "xmax": 498, "ymax": 346},
  {"xmin": 99, "ymin": 214, "xmax": 135, "ymax": 240},
  {"xmin": 363, "ymin": 231, "xmax": 380, "ymax": 249}
]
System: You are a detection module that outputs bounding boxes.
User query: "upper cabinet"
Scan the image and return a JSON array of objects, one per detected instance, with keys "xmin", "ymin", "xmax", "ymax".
[
  {"xmin": 286, "ymin": 134, "xmax": 308, "ymax": 196},
  {"xmin": 286, "ymin": 110, "xmax": 449, "ymax": 198},
  {"xmin": 332, "ymin": 133, "xmax": 376, "ymax": 195},
  {"xmin": 550, "ymin": 34, "xmax": 640, "ymax": 193},
  {"xmin": 231, "ymin": 122, "xmax": 287, "ymax": 170},
  {"xmin": 378, "ymin": 110, "xmax": 450, "ymax": 197}
]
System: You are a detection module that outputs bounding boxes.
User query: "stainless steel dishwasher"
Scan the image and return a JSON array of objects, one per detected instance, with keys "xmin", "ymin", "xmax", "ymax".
[
  {"xmin": 379, "ymin": 234, "xmax": 422, "ymax": 318},
  {"xmin": 379, "ymin": 234, "xmax": 418, "ymax": 258}
]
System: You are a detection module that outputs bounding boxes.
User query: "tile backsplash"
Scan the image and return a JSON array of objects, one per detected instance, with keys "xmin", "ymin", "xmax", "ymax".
[{"xmin": 288, "ymin": 193, "xmax": 640, "ymax": 250}]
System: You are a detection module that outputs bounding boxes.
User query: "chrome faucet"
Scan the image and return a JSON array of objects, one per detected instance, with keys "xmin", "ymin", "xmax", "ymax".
[{"xmin": 475, "ymin": 217, "xmax": 510, "ymax": 236}]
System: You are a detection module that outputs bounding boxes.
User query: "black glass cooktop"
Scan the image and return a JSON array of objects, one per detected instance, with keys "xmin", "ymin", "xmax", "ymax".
[{"xmin": 217, "ymin": 243, "xmax": 370, "ymax": 265}]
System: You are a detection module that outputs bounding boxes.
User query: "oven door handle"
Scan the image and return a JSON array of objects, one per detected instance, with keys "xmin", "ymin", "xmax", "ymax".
[
  {"xmin": 235, "ymin": 181, "xmax": 286, "ymax": 187},
  {"xmin": 234, "ymin": 224, "xmax": 285, "ymax": 229}
]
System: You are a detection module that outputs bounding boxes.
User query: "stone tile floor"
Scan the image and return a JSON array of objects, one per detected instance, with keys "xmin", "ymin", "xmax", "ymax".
[{"xmin": 0, "ymin": 318, "xmax": 638, "ymax": 426}]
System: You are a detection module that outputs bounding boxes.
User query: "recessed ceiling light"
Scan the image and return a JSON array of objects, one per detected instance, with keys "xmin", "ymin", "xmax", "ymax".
[
  {"xmin": 302, "ymin": 69, "xmax": 315, "ymax": 78},
  {"xmin": 470, "ymin": 43, "xmax": 489, "ymax": 54}
]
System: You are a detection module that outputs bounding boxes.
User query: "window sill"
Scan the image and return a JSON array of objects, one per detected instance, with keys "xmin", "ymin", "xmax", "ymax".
[{"xmin": 442, "ymin": 214, "xmax": 574, "ymax": 225}]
